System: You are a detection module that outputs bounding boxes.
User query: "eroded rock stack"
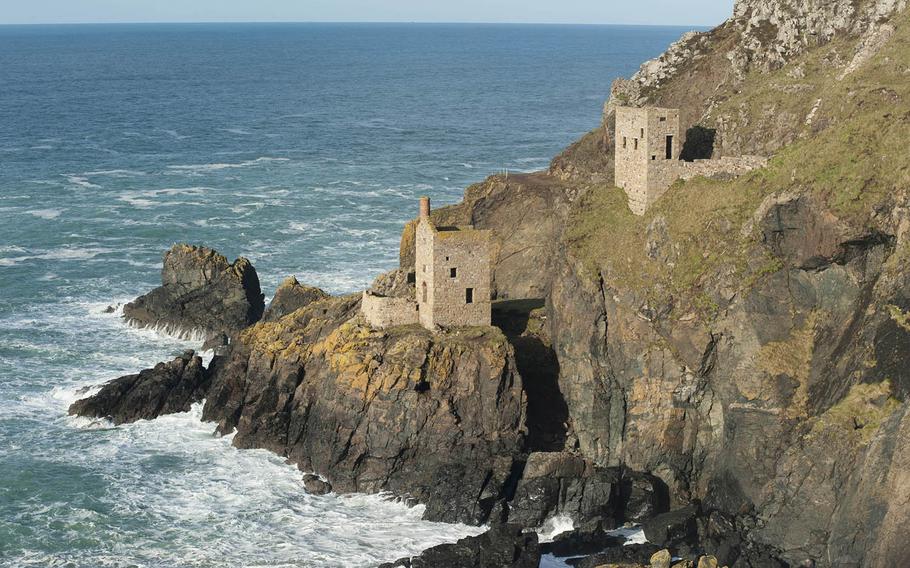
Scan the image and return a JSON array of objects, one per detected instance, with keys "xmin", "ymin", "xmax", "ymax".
[{"xmin": 123, "ymin": 243, "xmax": 265, "ymax": 341}]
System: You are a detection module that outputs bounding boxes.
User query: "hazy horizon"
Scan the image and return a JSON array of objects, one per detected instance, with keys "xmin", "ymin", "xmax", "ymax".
[{"xmin": 1, "ymin": 0, "xmax": 734, "ymax": 27}]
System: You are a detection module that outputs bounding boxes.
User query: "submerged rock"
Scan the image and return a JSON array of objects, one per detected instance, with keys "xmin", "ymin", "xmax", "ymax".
[
  {"xmin": 302, "ymin": 474, "xmax": 332, "ymax": 495},
  {"xmin": 123, "ymin": 244, "xmax": 264, "ymax": 340},
  {"xmin": 262, "ymin": 276, "xmax": 329, "ymax": 322},
  {"xmin": 379, "ymin": 524, "xmax": 540, "ymax": 568},
  {"xmin": 68, "ymin": 350, "xmax": 209, "ymax": 425}
]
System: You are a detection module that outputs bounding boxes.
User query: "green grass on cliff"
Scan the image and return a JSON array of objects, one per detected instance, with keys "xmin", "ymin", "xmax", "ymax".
[{"xmin": 567, "ymin": 10, "xmax": 910, "ymax": 320}]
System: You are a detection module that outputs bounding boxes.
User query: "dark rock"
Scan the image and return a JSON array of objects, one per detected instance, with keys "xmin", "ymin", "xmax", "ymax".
[
  {"xmin": 507, "ymin": 452, "xmax": 616, "ymax": 527},
  {"xmin": 202, "ymin": 294, "xmax": 527, "ymax": 525},
  {"xmin": 262, "ymin": 276, "xmax": 329, "ymax": 322},
  {"xmin": 567, "ymin": 542, "xmax": 662, "ymax": 568},
  {"xmin": 379, "ymin": 524, "xmax": 539, "ymax": 568},
  {"xmin": 201, "ymin": 332, "xmax": 229, "ymax": 352},
  {"xmin": 103, "ymin": 304, "xmax": 117, "ymax": 314},
  {"xmin": 541, "ymin": 528, "xmax": 624, "ymax": 557},
  {"xmin": 616, "ymin": 471, "xmax": 670, "ymax": 523},
  {"xmin": 123, "ymin": 244, "xmax": 264, "ymax": 340},
  {"xmin": 302, "ymin": 474, "xmax": 332, "ymax": 495},
  {"xmin": 68, "ymin": 351, "xmax": 209, "ymax": 425},
  {"xmin": 642, "ymin": 505, "xmax": 699, "ymax": 547}
]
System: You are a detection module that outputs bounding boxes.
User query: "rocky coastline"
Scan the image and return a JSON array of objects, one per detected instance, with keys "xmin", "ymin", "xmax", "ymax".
[{"xmin": 70, "ymin": 0, "xmax": 910, "ymax": 566}]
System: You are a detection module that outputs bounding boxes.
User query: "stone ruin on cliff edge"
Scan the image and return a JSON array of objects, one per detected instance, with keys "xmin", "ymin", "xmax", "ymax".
[
  {"xmin": 614, "ymin": 105, "xmax": 768, "ymax": 215},
  {"xmin": 361, "ymin": 196, "xmax": 492, "ymax": 331}
]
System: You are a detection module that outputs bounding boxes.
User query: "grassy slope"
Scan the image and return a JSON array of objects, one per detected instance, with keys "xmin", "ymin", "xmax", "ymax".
[{"xmin": 566, "ymin": 10, "xmax": 910, "ymax": 320}]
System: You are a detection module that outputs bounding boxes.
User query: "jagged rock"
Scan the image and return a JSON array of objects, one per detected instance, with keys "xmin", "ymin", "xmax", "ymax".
[
  {"xmin": 202, "ymin": 294, "xmax": 527, "ymax": 524},
  {"xmin": 617, "ymin": 472, "xmax": 671, "ymax": 523},
  {"xmin": 262, "ymin": 276, "xmax": 328, "ymax": 322},
  {"xmin": 123, "ymin": 244, "xmax": 264, "ymax": 339},
  {"xmin": 302, "ymin": 474, "xmax": 332, "ymax": 495},
  {"xmin": 378, "ymin": 524, "xmax": 539, "ymax": 568},
  {"xmin": 68, "ymin": 351, "xmax": 209, "ymax": 425},
  {"xmin": 507, "ymin": 452, "xmax": 616, "ymax": 527},
  {"xmin": 642, "ymin": 505, "xmax": 699, "ymax": 547},
  {"xmin": 541, "ymin": 527, "xmax": 624, "ymax": 557},
  {"xmin": 650, "ymin": 549, "xmax": 672, "ymax": 568}
]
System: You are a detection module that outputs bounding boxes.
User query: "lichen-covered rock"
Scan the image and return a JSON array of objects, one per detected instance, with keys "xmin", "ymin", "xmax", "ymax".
[
  {"xmin": 202, "ymin": 293, "xmax": 528, "ymax": 524},
  {"xmin": 369, "ymin": 267, "xmax": 415, "ymax": 298},
  {"xmin": 68, "ymin": 351, "xmax": 209, "ymax": 425},
  {"xmin": 123, "ymin": 244, "xmax": 264, "ymax": 339},
  {"xmin": 262, "ymin": 276, "xmax": 328, "ymax": 322}
]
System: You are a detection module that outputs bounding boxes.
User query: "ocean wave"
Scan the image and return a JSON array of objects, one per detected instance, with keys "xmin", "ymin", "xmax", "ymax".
[
  {"xmin": 166, "ymin": 157, "xmax": 290, "ymax": 173},
  {"xmin": 81, "ymin": 169, "xmax": 147, "ymax": 177},
  {"xmin": 27, "ymin": 208, "xmax": 64, "ymax": 219},
  {"xmin": 116, "ymin": 187, "xmax": 209, "ymax": 208},
  {"xmin": 0, "ymin": 246, "xmax": 113, "ymax": 267},
  {"xmin": 62, "ymin": 175, "xmax": 101, "ymax": 189}
]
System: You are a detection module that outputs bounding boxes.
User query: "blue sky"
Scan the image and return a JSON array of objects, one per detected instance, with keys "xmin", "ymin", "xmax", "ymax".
[{"xmin": 1, "ymin": 0, "xmax": 734, "ymax": 27}]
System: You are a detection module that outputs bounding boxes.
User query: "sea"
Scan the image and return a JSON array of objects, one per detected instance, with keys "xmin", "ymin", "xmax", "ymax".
[{"xmin": 0, "ymin": 22, "xmax": 692, "ymax": 567}]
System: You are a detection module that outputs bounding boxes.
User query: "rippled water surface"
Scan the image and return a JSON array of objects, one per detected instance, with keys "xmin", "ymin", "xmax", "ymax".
[{"xmin": 0, "ymin": 22, "xmax": 690, "ymax": 567}]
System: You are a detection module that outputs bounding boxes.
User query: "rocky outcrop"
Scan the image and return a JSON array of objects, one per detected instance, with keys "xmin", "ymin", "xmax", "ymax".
[
  {"xmin": 262, "ymin": 276, "xmax": 328, "ymax": 322},
  {"xmin": 123, "ymin": 244, "xmax": 264, "ymax": 340},
  {"xmin": 506, "ymin": 452, "xmax": 669, "ymax": 528},
  {"xmin": 68, "ymin": 351, "xmax": 209, "ymax": 424},
  {"xmin": 379, "ymin": 524, "xmax": 540, "ymax": 568},
  {"xmin": 201, "ymin": 293, "xmax": 528, "ymax": 524}
]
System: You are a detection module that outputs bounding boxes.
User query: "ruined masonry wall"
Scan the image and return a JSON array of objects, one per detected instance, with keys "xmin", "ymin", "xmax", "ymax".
[
  {"xmin": 677, "ymin": 155, "xmax": 769, "ymax": 180},
  {"xmin": 361, "ymin": 291, "xmax": 418, "ymax": 329},
  {"xmin": 415, "ymin": 220, "xmax": 436, "ymax": 329},
  {"xmin": 430, "ymin": 230, "xmax": 491, "ymax": 328}
]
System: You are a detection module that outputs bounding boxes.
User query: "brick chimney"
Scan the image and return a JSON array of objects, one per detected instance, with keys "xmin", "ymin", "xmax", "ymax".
[{"xmin": 419, "ymin": 196, "xmax": 430, "ymax": 220}]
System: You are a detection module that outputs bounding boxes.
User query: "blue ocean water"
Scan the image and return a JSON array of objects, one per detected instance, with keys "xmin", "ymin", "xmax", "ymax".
[{"xmin": 0, "ymin": 23, "xmax": 690, "ymax": 567}]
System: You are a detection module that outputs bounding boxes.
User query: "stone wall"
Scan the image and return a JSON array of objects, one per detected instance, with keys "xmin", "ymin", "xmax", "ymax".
[
  {"xmin": 361, "ymin": 291, "xmax": 418, "ymax": 329},
  {"xmin": 429, "ymin": 229, "xmax": 492, "ymax": 328},
  {"xmin": 677, "ymin": 155, "xmax": 769, "ymax": 181},
  {"xmin": 615, "ymin": 106, "xmax": 681, "ymax": 215},
  {"xmin": 416, "ymin": 218, "xmax": 437, "ymax": 329}
]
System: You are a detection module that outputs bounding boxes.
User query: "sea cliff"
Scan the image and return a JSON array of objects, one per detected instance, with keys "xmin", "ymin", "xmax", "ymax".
[{"xmin": 71, "ymin": 0, "xmax": 910, "ymax": 566}]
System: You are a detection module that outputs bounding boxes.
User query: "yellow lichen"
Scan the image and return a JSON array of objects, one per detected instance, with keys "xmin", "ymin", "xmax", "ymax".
[
  {"xmin": 887, "ymin": 304, "xmax": 910, "ymax": 332},
  {"xmin": 758, "ymin": 312, "xmax": 818, "ymax": 418}
]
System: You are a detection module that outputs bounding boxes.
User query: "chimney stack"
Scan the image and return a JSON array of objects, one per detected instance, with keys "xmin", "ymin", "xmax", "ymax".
[{"xmin": 419, "ymin": 196, "xmax": 430, "ymax": 220}]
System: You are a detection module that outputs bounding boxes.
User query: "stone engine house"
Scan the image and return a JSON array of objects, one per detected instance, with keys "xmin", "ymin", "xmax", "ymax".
[
  {"xmin": 614, "ymin": 105, "xmax": 768, "ymax": 216},
  {"xmin": 415, "ymin": 197, "xmax": 491, "ymax": 329},
  {"xmin": 361, "ymin": 197, "xmax": 491, "ymax": 331},
  {"xmin": 614, "ymin": 106, "xmax": 681, "ymax": 215}
]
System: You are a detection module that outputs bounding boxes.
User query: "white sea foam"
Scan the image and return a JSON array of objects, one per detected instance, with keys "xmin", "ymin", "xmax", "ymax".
[
  {"xmin": 167, "ymin": 157, "xmax": 290, "ymax": 173},
  {"xmin": 537, "ymin": 514, "xmax": 575, "ymax": 542},
  {"xmin": 0, "ymin": 246, "xmax": 112, "ymax": 267},
  {"xmin": 4, "ymin": 302, "xmax": 485, "ymax": 568},
  {"xmin": 63, "ymin": 175, "xmax": 101, "ymax": 189},
  {"xmin": 81, "ymin": 169, "xmax": 147, "ymax": 177},
  {"xmin": 27, "ymin": 208, "xmax": 63, "ymax": 219}
]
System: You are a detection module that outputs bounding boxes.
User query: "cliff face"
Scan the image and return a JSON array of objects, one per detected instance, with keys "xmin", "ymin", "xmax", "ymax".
[
  {"xmin": 425, "ymin": 2, "xmax": 910, "ymax": 565},
  {"xmin": 201, "ymin": 294, "xmax": 528, "ymax": 524},
  {"xmin": 69, "ymin": 2, "xmax": 910, "ymax": 565}
]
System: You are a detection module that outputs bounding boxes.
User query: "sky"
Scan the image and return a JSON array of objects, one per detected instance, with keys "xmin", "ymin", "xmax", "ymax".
[{"xmin": 0, "ymin": 0, "xmax": 735, "ymax": 27}]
